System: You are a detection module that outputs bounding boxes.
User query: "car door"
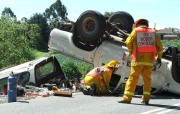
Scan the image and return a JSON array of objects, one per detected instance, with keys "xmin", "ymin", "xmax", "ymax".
[{"xmin": 34, "ymin": 56, "xmax": 65, "ymax": 87}]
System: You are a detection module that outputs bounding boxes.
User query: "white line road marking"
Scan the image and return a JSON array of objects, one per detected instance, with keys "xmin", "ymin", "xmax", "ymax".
[
  {"xmin": 139, "ymin": 103, "xmax": 180, "ymax": 114},
  {"xmin": 139, "ymin": 108, "xmax": 165, "ymax": 114},
  {"xmin": 154, "ymin": 103, "xmax": 180, "ymax": 114}
]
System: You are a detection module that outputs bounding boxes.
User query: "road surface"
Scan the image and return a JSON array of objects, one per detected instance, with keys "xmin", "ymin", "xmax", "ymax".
[{"xmin": 0, "ymin": 92, "xmax": 180, "ymax": 114}]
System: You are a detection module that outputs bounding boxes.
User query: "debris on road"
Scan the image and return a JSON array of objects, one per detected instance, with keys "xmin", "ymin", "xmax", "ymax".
[
  {"xmin": 52, "ymin": 86, "xmax": 72, "ymax": 97},
  {"xmin": 0, "ymin": 83, "xmax": 77, "ymax": 104}
]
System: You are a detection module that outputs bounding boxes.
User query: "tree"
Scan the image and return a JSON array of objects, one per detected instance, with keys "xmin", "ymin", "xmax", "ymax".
[
  {"xmin": 21, "ymin": 17, "xmax": 28, "ymax": 23},
  {"xmin": 104, "ymin": 11, "xmax": 114, "ymax": 19},
  {"xmin": 1, "ymin": 7, "xmax": 16, "ymax": 18},
  {"xmin": 0, "ymin": 17, "xmax": 36, "ymax": 69},
  {"xmin": 44, "ymin": 0, "xmax": 68, "ymax": 22},
  {"xmin": 28, "ymin": 13, "xmax": 50, "ymax": 49}
]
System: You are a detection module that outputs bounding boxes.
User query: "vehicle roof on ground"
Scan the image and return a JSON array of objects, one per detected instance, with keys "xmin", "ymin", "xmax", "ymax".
[{"xmin": 0, "ymin": 57, "xmax": 50, "ymax": 80}]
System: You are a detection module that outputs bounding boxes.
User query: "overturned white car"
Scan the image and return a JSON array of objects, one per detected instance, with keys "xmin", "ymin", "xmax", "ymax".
[
  {"xmin": 48, "ymin": 10, "xmax": 180, "ymax": 95},
  {"xmin": 0, "ymin": 56, "xmax": 66, "ymax": 94}
]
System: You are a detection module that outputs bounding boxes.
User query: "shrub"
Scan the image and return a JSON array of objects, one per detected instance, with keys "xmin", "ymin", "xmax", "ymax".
[
  {"xmin": 55, "ymin": 54, "xmax": 93, "ymax": 81},
  {"xmin": 162, "ymin": 40, "xmax": 180, "ymax": 49},
  {"xmin": 0, "ymin": 17, "xmax": 36, "ymax": 69}
]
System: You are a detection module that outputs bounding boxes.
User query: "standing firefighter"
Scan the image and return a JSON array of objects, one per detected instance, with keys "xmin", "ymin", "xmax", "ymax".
[
  {"xmin": 81, "ymin": 60, "xmax": 120, "ymax": 96},
  {"xmin": 118, "ymin": 19, "xmax": 163, "ymax": 105}
]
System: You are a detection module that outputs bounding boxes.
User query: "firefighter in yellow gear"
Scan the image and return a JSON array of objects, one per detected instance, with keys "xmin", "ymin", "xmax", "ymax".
[
  {"xmin": 81, "ymin": 60, "xmax": 120, "ymax": 96},
  {"xmin": 118, "ymin": 19, "xmax": 163, "ymax": 105}
]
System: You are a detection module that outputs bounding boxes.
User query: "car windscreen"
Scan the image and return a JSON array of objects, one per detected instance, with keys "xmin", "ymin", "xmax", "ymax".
[
  {"xmin": 35, "ymin": 62, "xmax": 55, "ymax": 80},
  {"xmin": 34, "ymin": 56, "xmax": 64, "ymax": 87}
]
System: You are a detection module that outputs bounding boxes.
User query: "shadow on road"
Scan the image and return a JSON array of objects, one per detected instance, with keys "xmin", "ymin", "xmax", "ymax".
[
  {"xmin": 130, "ymin": 91, "xmax": 180, "ymax": 99},
  {"xmin": 17, "ymin": 101, "xmax": 29, "ymax": 103},
  {"xmin": 132, "ymin": 102, "xmax": 180, "ymax": 111},
  {"xmin": 151, "ymin": 91, "xmax": 180, "ymax": 99}
]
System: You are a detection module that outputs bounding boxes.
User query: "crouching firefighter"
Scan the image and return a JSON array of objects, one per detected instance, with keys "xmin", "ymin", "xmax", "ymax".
[{"xmin": 80, "ymin": 60, "xmax": 120, "ymax": 96}]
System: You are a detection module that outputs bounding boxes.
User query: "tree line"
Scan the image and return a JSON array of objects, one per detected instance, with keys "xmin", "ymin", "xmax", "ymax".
[
  {"xmin": 0, "ymin": 0, "xmax": 94, "ymax": 81},
  {"xmin": 0, "ymin": 0, "xmax": 68, "ymax": 69}
]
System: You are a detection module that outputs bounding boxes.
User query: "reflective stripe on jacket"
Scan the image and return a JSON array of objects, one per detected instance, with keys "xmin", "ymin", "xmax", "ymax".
[{"xmin": 86, "ymin": 67, "xmax": 110, "ymax": 86}]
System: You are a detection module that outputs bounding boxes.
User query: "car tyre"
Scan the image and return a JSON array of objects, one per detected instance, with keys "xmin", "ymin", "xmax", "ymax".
[
  {"xmin": 75, "ymin": 10, "xmax": 106, "ymax": 44},
  {"xmin": 171, "ymin": 47, "xmax": 180, "ymax": 83}
]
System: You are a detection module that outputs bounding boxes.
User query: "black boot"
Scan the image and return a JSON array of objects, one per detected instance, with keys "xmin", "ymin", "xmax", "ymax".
[
  {"xmin": 90, "ymin": 82, "xmax": 97, "ymax": 96},
  {"xmin": 141, "ymin": 101, "xmax": 149, "ymax": 105},
  {"xmin": 80, "ymin": 86, "xmax": 90, "ymax": 95},
  {"xmin": 117, "ymin": 100, "xmax": 131, "ymax": 104}
]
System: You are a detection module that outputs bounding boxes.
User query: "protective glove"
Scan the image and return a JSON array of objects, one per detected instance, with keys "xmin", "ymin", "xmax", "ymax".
[
  {"xmin": 155, "ymin": 58, "xmax": 161, "ymax": 65},
  {"xmin": 153, "ymin": 58, "xmax": 161, "ymax": 71}
]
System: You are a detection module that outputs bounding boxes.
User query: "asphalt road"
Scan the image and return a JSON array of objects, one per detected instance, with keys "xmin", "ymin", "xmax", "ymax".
[{"xmin": 0, "ymin": 92, "xmax": 180, "ymax": 114}]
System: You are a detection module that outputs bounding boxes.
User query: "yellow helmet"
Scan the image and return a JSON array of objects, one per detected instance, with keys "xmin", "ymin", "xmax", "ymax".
[
  {"xmin": 105, "ymin": 60, "xmax": 120, "ymax": 68},
  {"xmin": 134, "ymin": 18, "xmax": 149, "ymax": 28}
]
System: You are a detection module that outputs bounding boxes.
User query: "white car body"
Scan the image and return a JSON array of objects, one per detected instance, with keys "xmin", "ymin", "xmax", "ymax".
[
  {"xmin": 0, "ymin": 56, "xmax": 65, "ymax": 94},
  {"xmin": 48, "ymin": 28, "xmax": 180, "ymax": 94}
]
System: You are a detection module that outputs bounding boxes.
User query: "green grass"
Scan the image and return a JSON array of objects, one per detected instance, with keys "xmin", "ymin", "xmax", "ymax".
[
  {"xmin": 32, "ymin": 49, "xmax": 51, "ymax": 58},
  {"xmin": 33, "ymin": 49, "xmax": 65, "ymax": 60}
]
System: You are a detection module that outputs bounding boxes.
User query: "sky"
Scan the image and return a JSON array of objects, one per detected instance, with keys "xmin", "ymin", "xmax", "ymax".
[{"xmin": 0, "ymin": 0, "xmax": 179, "ymax": 30}]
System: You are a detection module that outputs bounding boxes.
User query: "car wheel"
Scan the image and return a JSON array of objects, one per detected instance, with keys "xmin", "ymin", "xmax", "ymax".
[
  {"xmin": 109, "ymin": 74, "xmax": 122, "ymax": 94},
  {"xmin": 75, "ymin": 10, "xmax": 106, "ymax": 44},
  {"xmin": 108, "ymin": 11, "xmax": 134, "ymax": 34},
  {"xmin": 162, "ymin": 46, "xmax": 172, "ymax": 60},
  {"xmin": 171, "ymin": 47, "xmax": 180, "ymax": 83},
  {"xmin": 72, "ymin": 23, "xmax": 99, "ymax": 51}
]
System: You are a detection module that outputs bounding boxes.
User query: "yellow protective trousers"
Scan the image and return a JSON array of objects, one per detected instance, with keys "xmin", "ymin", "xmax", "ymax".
[
  {"xmin": 84, "ymin": 75, "xmax": 107, "ymax": 95},
  {"xmin": 123, "ymin": 65, "xmax": 153, "ymax": 102}
]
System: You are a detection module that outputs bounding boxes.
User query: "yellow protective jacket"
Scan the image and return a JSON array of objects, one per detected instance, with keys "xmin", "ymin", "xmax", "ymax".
[
  {"xmin": 83, "ymin": 67, "xmax": 113, "ymax": 94},
  {"xmin": 126, "ymin": 25, "xmax": 163, "ymax": 66}
]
